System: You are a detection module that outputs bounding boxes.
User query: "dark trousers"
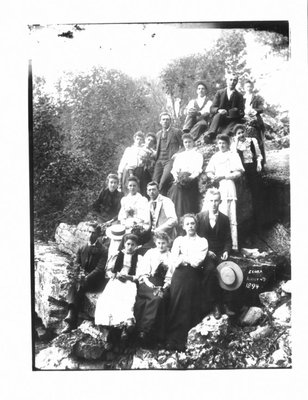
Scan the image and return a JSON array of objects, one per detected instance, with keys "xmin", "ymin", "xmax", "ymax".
[
  {"xmin": 183, "ymin": 115, "xmax": 209, "ymax": 140},
  {"xmin": 208, "ymin": 113, "xmax": 242, "ymax": 137},
  {"xmin": 201, "ymin": 253, "xmax": 222, "ymax": 316},
  {"xmin": 152, "ymin": 159, "xmax": 174, "ymax": 196},
  {"xmin": 66, "ymin": 270, "xmax": 106, "ymax": 322},
  {"xmin": 244, "ymin": 163, "xmax": 263, "ymax": 232}
]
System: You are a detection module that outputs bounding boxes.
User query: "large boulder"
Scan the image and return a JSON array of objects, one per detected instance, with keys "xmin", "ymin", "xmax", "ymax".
[
  {"xmin": 35, "ymin": 241, "xmax": 76, "ymax": 334},
  {"xmin": 35, "ymin": 321, "xmax": 112, "ymax": 369},
  {"xmin": 55, "ymin": 221, "xmax": 95, "ymax": 257}
]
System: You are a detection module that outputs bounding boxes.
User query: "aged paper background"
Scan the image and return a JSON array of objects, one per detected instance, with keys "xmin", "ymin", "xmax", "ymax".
[{"xmin": 0, "ymin": 0, "xmax": 307, "ymax": 399}]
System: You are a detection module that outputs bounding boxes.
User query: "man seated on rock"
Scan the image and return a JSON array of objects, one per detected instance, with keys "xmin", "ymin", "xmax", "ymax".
[
  {"xmin": 196, "ymin": 188, "xmax": 236, "ymax": 318},
  {"xmin": 61, "ymin": 223, "xmax": 108, "ymax": 333},
  {"xmin": 182, "ymin": 80, "xmax": 212, "ymax": 141},
  {"xmin": 146, "ymin": 181, "xmax": 178, "ymax": 245},
  {"xmin": 207, "ymin": 72, "xmax": 245, "ymax": 140}
]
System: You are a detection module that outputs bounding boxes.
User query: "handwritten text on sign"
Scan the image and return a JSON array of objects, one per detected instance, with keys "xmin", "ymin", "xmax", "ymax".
[{"xmin": 245, "ymin": 266, "xmax": 267, "ymax": 291}]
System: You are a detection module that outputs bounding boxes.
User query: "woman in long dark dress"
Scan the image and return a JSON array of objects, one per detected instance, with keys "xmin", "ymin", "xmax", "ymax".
[
  {"xmin": 134, "ymin": 231, "xmax": 173, "ymax": 346},
  {"xmin": 168, "ymin": 133, "xmax": 203, "ymax": 219},
  {"xmin": 91, "ymin": 173, "xmax": 123, "ymax": 224},
  {"xmin": 166, "ymin": 214, "xmax": 208, "ymax": 351}
]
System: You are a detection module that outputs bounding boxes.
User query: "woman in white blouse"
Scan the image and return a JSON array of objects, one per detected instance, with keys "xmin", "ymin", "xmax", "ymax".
[
  {"xmin": 134, "ymin": 231, "xmax": 173, "ymax": 346},
  {"xmin": 168, "ymin": 133, "xmax": 203, "ymax": 219},
  {"xmin": 205, "ymin": 134, "xmax": 244, "ymax": 251},
  {"xmin": 166, "ymin": 214, "xmax": 208, "ymax": 351}
]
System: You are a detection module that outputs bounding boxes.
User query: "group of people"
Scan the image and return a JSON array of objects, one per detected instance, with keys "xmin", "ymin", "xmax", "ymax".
[{"xmin": 60, "ymin": 71, "xmax": 265, "ymax": 352}]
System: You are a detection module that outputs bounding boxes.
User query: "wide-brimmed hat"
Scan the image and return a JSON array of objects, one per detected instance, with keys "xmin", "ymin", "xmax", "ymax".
[
  {"xmin": 217, "ymin": 261, "xmax": 243, "ymax": 291},
  {"xmin": 106, "ymin": 224, "xmax": 126, "ymax": 241}
]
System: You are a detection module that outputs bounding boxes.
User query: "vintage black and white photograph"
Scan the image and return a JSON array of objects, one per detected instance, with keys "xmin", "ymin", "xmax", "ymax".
[{"xmin": 30, "ymin": 21, "xmax": 291, "ymax": 371}]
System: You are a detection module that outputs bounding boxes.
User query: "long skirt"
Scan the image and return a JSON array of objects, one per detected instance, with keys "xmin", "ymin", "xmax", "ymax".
[
  {"xmin": 166, "ymin": 263, "xmax": 203, "ymax": 349},
  {"xmin": 94, "ymin": 278, "xmax": 137, "ymax": 327},
  {"xmin": 134, "ymin": 275, "xmax": 167, "ymax": 341},
  {"xmin": 168, "ymin": 178, "xmax": 199, "ymax": 219}
]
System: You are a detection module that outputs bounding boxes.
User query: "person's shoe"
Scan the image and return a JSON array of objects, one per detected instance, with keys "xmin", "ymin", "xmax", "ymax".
[
  {"xmin": 213, "ymin": 305, "xmax": 222, "ymax": 320},
  {"xmin": 224, "ymin": 304, "xmax": 236, "ymax": 317}
]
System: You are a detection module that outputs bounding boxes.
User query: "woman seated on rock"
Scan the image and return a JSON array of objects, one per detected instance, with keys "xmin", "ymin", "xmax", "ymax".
[
  {"xmin": 117, "ymin": 175, "xmax": 151, "ymax": 248},
  {"xmin": 94, "ymin": 233, "xmax": 142, "ymax": 342},
  {"xmin": 91, "ymin": 173, "xmax": 123, "ymax": 224},
  {"xmin": 134, "ymin": 231, "xmax": 173, "ymax": 347},
  {"xmin": 117, "ymin": 131, "xmax": 145, "ymax": 194},
  {"xmin": 166, "ymin": 214, "xmax": 208, "ymax": 352},
  {"xmin": 168, "ymin": 133, "xmax": 203, "ymax": 219}
]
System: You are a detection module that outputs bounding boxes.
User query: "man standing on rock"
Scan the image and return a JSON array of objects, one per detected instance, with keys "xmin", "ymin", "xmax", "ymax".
[
  {"xmin": 207, "ymin": 72, "xmax": 245, "ymax": 139},
  {"xmin": 153, "ymin": 112, "xmax": 182, "ymax": 196},
  {"xmin": 61, "ymin": 223, "xmax": 108, "ymax": 333},
  {"xmin": 196, "ymin": 188, "xmax": 235, "ymax": 318}
]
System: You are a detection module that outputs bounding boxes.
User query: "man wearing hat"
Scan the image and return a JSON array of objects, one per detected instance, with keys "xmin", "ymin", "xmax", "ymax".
[
  {"xmin": 207, "ymin": 72, "xmax": 245, "ymax": 139},
  {"xmin": 61, "ymin": 223, "xmax": 108, "ymax": 333},
  {"xmin": 182, "ymin": 80, "xmax": 213, "ymax": 141},
  {"xmin": 153, "ymin": 112, "xmax": 182, "ymax": 196},
  {"xmin": 197, "ymin": 188, "xmax": 242, "ymax": 317}
]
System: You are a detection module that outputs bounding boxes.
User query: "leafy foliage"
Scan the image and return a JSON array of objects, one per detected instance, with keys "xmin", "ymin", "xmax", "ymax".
[
  {"xmin": 160, "ymin": 30, "xmax": 249, "ymax": 123},
  {"xmin": 32, "ymin": 69, "xmax": 165, "ymax": 240}
]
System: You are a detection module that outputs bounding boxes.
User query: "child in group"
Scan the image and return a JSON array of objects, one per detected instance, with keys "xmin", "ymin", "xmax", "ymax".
[
  {"xmin": 94, "ymin": 233, "xmax": 142, "ymax": 340},
  {"xmin": 91, "ymin": 173, "xmax": 123, "ymax": 224},
  {"xmin": 134, "ymin": 132, "xmax": 157, "ymax": 197},
  {"xmin": 231, "ymin": 124, "xmax": 263, "ymax": 233},
  {"xmin": 134, "ymin": 231, "xmax": 173, "ymax": 346},
  {"xmin": 205, "ymin": 134, "xmax": 244, "ymax": 252},
  {"xmin": 117, "ymin": 131, "xmax": 145, "ymax": 194}
]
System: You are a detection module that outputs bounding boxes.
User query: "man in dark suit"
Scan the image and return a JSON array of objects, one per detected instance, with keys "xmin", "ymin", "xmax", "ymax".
[
  {"xmin": 153, "ymin": 112, "xmax": 182, "ymax": 195},
  {"xmin": 207, "ymin": 72, "xmax": 245, "ymax": 139},
  {"xmin": 61, "ymin": 223, "xmax": 108, "ymax": 333},
  {"xmin": 196, "ymin": 188, "xmax": 234, "ymax": 319}
]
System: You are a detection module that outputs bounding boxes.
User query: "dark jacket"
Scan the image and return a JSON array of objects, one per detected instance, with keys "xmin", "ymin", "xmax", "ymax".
[
  {"xmin": 210, "ymin": 88, "xmax": 245, "ymax": 117},
  {"xmin": 92, "ymin": 188, "xmax": 123, "ymax": 219},
  {"xmin": 196, "ymin": 210, "xmax": 232, "ymax": 256},
  {"xmin": 155, "ymin": 126, "xmax": 182, "ymax": 161},
  {"xmin": 76, "ymin": 240, "xmax": 108, "ymax": 279}
]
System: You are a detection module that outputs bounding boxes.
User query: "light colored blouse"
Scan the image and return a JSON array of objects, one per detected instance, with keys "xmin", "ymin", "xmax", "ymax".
[
  {"xmin": 117, "ymin": 145, "xmax": 143, "ymax": 174},
  {"xmin": 206, "ymin": 150, "xmax": 244, "ymax": 200},
  {"xmin": 171, "ymin": 148, "xmax": 203, "ymax": 180},
  {"xmin": 136, "ymin": 248, "xmax": 173, "ymax": 285},
  {"xmin": 170, "ymin": 234, "xmax": 208, "ymax": 271},
  {"xmin": 105, "ymin": 250, "xmax": 143, "ymax": 279},
  {"xmin": 118, "ymin": 192, "xmax": 150, "ymax": 231}
]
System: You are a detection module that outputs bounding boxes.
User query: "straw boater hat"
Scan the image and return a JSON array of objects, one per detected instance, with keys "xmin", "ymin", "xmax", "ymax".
[
  {"xmin": 106, "ymin": 224, "xmax": 126, "ymax": 241},
  {"xmin": 217, "ymin": 261, "xmax": 243, "ymax": 291}
]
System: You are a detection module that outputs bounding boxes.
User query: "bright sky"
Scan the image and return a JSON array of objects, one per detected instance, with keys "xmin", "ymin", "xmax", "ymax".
[
  {"xmin": 28, "ymin": 23, "xmax": 289, "ymax": 109},
  {"xmin": 29, "ymin": 24, "xmax": 221, "ymax": 81}
]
